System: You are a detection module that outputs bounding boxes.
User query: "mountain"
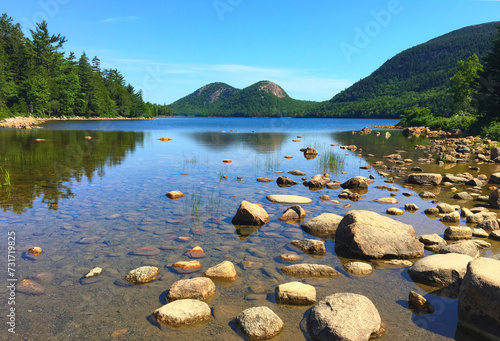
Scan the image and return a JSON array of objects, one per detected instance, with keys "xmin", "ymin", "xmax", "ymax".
[
  {"xmin": 309, "ymin": 21, "xmax": 500, "ymax": 118},
  {"xmin": 169, "ymin": 81, "xmax": 316, "ymax": 117}
]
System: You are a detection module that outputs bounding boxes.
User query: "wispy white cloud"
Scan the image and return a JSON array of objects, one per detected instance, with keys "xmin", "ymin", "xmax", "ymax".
[{"xmin": 102, "ymin": 16, "xmax": 139, "ymax": 23}]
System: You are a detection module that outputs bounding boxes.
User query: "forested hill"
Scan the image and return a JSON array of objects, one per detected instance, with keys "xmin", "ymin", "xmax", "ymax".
[
  {"xmin": 169, "ymin": 81, "xmax": 316, "ymax": 117},
  {"xmin": 0, "ymin": 14, "xmax": 172, "ymax": 118},
  {"xmin": 309, "ymin": 21, "xmax": 500, "ymax": 118}
]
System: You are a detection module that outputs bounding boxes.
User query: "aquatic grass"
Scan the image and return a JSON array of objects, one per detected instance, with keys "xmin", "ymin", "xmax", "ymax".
[
  {"xmin": 0, "ymin": 167, "xmax": 11, "ymax": 187},
  {"xmin": 317, "ymin": 150, "xmax": 346, "ymax": 174},
  {"xmin": 263, "ymin": 153, "xmax": 282, "ymax": 173},
  {"xmin": 217, "ymin": 165, "xmax": 228, "ymax": 181},
  {"xmin": 182, "ymin": 153, "xmax": 199, "ymax": 166}
]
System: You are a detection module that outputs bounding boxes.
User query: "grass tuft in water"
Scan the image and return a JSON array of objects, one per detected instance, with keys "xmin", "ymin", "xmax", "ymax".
[{"xmin": 317, "ymin": 150, "xmax": 346, "ymax": 174}]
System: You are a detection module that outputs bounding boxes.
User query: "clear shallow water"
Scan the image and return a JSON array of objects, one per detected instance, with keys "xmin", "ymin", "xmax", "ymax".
[{"xmin": 0, "ymin": 117, "xmax": 497, "ymax": 340}]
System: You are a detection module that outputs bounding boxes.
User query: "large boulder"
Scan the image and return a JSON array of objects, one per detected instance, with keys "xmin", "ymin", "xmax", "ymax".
[
  {"xmin": 307, "ymin": 293, "xmax": 385, "ymax": 340},
  {"xmin": 236, "ymin": 306, "xmax": 283, "ymax": 340},
  {"xmin": 407, "ymin": 173, "xmax": 442, "ymax": 186},
  {"xmin": 443, "ymin": 226, "xmax": 472, "ymax": 241},
  {"xmin": 152, "ymin": 299, "xmax": 211, "ymax": 327},
  {"xmin": 167, "ymin": 277, "xmax": 216, "ymax": 302},
  {"xmin": 341, "ymin": 176, "xmax": 369, "ymax": 190},
  {"xmin": 458, "ymin": 258, "xmax": 500, "ymax": 340},
  {"xmin": 232, "ymin": 200, "xmax": 270, "ymax": 225},
  {"xmin": 407, "ymin": 253, "xmax": 473, "ymax": 287},
  {"xmin": 300, "ymin": 213, "xmax": 343, "ymax": 238},
  {"xmin": 281, "ymin": 264, "xmax": 340, "ymax": 278},
  {"xmin": 335, "ymin": 210, "xmax": 424, "ymax": 259}
]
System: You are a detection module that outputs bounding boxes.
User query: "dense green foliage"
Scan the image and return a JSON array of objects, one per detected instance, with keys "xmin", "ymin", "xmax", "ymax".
[
  {"xmin": 170, "ymin": 81, "xmax": 316, "ymax": 117},
  {"xmin": 308, "ymin": 21, "xmax": 500, "ymax": 118},
  {"xmin": 399, "ymin": 26, "xmax": 500, "ymax": 139},
  {"xmin": 0, "ymin": 14, "xmax": 171, "ymax": 118}
]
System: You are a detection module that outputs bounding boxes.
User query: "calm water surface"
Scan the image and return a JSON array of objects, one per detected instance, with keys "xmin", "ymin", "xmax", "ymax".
[{"xmin": 0, "ymin": 117, "xmax": 497, "ymax": 340}]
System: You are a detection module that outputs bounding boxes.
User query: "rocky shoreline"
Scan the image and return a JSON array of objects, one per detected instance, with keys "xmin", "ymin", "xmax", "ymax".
[{"xmin": 0, "ymin": 116, "xmax": 155, "ymax": 129}]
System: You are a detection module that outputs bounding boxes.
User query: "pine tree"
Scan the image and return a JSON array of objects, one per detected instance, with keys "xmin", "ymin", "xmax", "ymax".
[{"xmin": 476, "ymin": 27, "xmax": 500, "ymax": 120}]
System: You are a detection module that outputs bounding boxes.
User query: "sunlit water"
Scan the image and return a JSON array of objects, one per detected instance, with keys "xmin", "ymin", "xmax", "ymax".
[{"xmin": 0, "ymin": 117, "xmax": 498, "ymax": 340}]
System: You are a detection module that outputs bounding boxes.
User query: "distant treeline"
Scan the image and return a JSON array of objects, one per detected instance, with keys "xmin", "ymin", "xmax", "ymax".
[{"xmin": 0, "ymin": 14, "xmax": 172, "ymax": 118}]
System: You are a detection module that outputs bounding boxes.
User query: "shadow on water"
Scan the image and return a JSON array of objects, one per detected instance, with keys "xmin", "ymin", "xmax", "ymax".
[{"xmin": 0, "ymin": 130, "xmax": 144, "ymax": 213}]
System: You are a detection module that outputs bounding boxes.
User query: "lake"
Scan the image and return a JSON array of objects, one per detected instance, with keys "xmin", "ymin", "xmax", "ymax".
[{"xmin": 0, "ymin": 117, "xmax": 497, "ymax": 340}]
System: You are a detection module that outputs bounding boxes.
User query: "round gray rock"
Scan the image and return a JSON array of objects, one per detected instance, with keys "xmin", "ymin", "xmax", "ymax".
[
  {"xmin": 236, "ymin": 306, "xmax": 283, "ymax": 340},
  {"xmin": 307, "ymin": 293, "xmax": 384, "ymax": 341},
  {"xmin": 202, "ymin": 261, "xmax": 237, "ymax": 281},
  {"xmin": 124, "ymin": 266, "xmax": 160, "ymax": 285},
  {"xmin": 335, "ymin": 210, "xmax": 424, "ymax": 259}
]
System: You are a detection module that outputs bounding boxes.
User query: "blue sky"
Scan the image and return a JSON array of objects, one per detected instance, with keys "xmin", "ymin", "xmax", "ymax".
[{"xmin": 2, "ymin": 0, "xmax": 499, "ymax": 104}]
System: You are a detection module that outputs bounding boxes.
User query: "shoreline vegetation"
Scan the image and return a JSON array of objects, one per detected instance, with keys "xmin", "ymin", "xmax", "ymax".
[{"xmin": 0, "ymin": 115, "xmax": 155, "ymax": 129}]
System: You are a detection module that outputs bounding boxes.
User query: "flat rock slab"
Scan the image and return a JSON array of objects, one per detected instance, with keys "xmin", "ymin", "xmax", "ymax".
[
  {"xmin": 335, "ymin": 210, "xmax": 424, "ymax": 259},
  {"xmin": 266, "ymin": 195, "xmax": 313, "ymax": 205},
  {"xmin": 417, "ymin": 234, "xmax": 447, "ymax": 253},
  {"xmin": 307, "ymin": 293, "xmax": 384, "ymax": 341},
  {"xmin": 301, "ymin": 213, "xmax": 343, "ymax": 237},
  {"xmin": 344, "ymin": 262, "xmax": 373, "ymax": 276},
  {"xmin": 236, "ymin": 306, "xmax": 283, "ymax": 340},
  {"xmin": 275, "ymin": 281, "xmax": 316, "ymax": 305},
  {"xmin": 373, "ymin": 197, "xmax": 398, "ymax": 204},
  {"xmin": 153, "ymin": 299, "xmax": 211, "ymax": 327},
  {"xmin": 459, "ymin": 257, "xmax": 500, "ymax": 340},
  {"xmin": 281, "ymin": 264, "xmax": 340, "ymax": 278},
  {"xmin": 167, "ymin": 277, "xmax": 216, "ymax": 302},
  {"xmin": 408, "ymin": 253, "xmax": 473, "ymax": 287}
]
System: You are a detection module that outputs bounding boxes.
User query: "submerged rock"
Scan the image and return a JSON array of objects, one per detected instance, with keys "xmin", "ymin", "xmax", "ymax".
[
  {"xmin": 307, "ymin": 293, "xmax": 385, "ymax": 341},
  {"xmin": 344, "ymin": 262, "xmax": 373, "ymax": 276},
  {"xmin": 281, "ymin": 264, "xmax": 340, "ymax": 278},
  {"xmin": 152, "ymin": 299, "xmax": 211, "ymax": 327},
  {"xmin": 17, "ymin": 279, "xmax": 44, "ymax": 295},
  {"xmin": 281, "ymin": 264, "xmax": 339, "ymax": 278}
]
